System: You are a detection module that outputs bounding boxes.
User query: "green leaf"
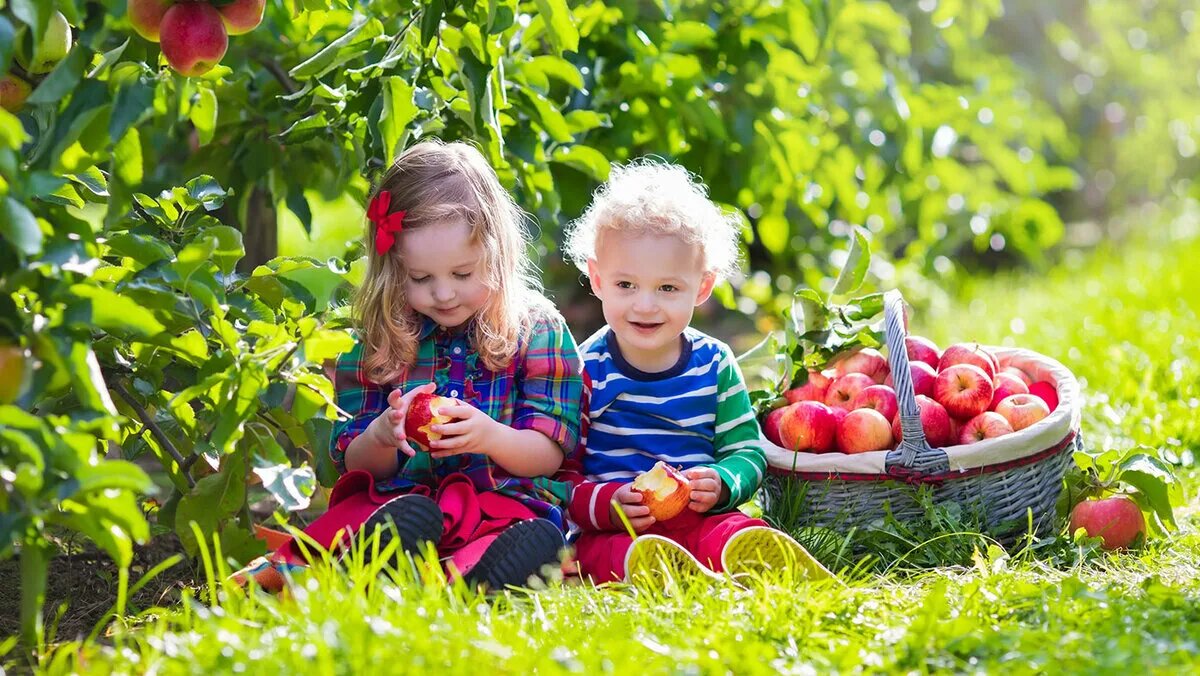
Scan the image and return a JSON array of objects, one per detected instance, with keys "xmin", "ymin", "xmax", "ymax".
[
  {"xmin": 189, "ymin": 86, "xmax": 218, "ymax": 146},
  {"xmin": 420, "ymin": 0, "xmax": 447, "ymax": 48},
  {"xmin": 185, "ymin": 175, "xmax": 228, "ymax": 211},
  {"xmin": 533, "ymin": 0, "xmax": 579, "ymax": 53},
  {"xmin": 69, "ymin": 284, "xmax": 167, "ymax": 337},
  {"xmin": 1118, "ymin": 452, "xmax": 1181, "ymax": 530},
  {"xmin": 66, "ymin": 341, "xmax": 118, "ymax": 415},
  {"xmin": 831, "ymin": 227, "xmax": 871, "ymax": 296},
  {"xmin": 791, "ymin": 288, "xmax": 828, "ymax": 335},
  {"xmin": 289, "ymin": 19, "xmax": 384, "ymax": 79},
  {"xmin": 279, "ymin": 112, "xmax": 330, "ymax": 144},
  {"xmin": 105, "ymin": 232, "xmax": 173, "ymax": 266},
  {"xmin": 523, "ymin": 90, "xmax": 573, "ymax": 143},
  {"xmin": 109, "ymin": 79, "xmax": 155, "ymax": 143},
  {"xmin": 0, "ymin": 197, "xmax": 43, "ymax": 256},
  {"xmin": 0, "ymin": 17, "xmax": 15, "ymax": 73},
  {"xmin": 26, "ymin": 44, "xmax": 90, "ymax": 106},
  {"xmin": 113, "ymin": 128, "xmax": 143, "ymax": 187},
  {"xmin": 199, "ymin": 225, "xmax": 244, "ymax": 275},
  {"xmin": 175, "ymin": 452, "xmax": 247, "ymax": 556},
  {"xmin": 302, "ymin": 328, "xmax": 353, "ymax": 364},
  {"xmin": 550, "ymin": 145, "xmax": 609, "ymax": 181},
  {"xmin": 525, "ymin": 55, "xmax": 583, "ymax": 89},
  {"xmin": 379, "ymin": 76, "xmax": 417, "ymax": 162},
  {"xmin": 252, "ymin": 454, "xmax": 315, "ymax": 512}
]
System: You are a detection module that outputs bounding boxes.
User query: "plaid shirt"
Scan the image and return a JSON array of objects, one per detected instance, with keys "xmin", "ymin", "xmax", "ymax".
[{"xmin": 331, "ymin": 309, "xmax": 585, "ymax": 531}]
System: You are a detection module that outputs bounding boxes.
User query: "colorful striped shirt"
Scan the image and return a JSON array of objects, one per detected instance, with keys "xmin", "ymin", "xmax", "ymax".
[
  {"xmin": 331, "ymin": 306, "xmax": 585, "ymax": 531},
  {"xmin": 566, "ymin": 326, "xmax": 767, "ymax": 530}
]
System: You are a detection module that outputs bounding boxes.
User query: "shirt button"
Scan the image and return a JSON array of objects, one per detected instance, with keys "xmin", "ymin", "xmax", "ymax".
[
  {"xmin": 453, "ymin": 347, "xmax": 462, "ymax": 355},
  {"xmin": 450, "ymin": 389, "xmax": 459, "ymax": 397}
]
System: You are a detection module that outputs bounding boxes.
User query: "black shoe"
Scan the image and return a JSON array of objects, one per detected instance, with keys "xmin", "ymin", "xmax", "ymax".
[
  {"xmin": 359, "ymin": 494, "xmax": 443, "ymax": 565},
  {"xmin": 464, "ymin": 519, "xmax": 564, "ymax": 590}
]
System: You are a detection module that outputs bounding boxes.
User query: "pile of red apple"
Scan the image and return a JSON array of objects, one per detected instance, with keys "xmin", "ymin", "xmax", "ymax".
[
  {"xmin": 128, "ymin": 0, "xmax": 265, "ymax": 76},
  {"xmin": 763, "ymin": 337, "xmax": 1062, "ymax": 454}
]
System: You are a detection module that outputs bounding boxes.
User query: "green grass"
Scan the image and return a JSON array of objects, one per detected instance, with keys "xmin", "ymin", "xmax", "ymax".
[{"xmin": 13, "ymin": 215, "xmax": 1200, "ymax": 674}]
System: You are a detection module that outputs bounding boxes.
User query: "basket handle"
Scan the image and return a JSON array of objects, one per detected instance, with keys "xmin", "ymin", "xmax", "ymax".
[{"xmin": 881, "ymin": 290, "xmax": 951, "ymax": 476}]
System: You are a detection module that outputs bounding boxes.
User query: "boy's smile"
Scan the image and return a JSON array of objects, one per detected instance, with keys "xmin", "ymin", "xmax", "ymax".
[{"xmin": 588, "ymin": 230, "xmax": 716, "ymax": 373}]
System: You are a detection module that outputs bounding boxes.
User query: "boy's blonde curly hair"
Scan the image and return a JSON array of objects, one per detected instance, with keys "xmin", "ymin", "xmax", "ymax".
[{"xmin": 563, "ymin": 159, "xmax": 743, "ymax": 280}]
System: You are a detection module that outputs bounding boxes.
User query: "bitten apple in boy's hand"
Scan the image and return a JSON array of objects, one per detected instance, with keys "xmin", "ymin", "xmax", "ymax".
[{"xmin": 631, "ymin": 461, "xmax": 692, "ymax": 522}]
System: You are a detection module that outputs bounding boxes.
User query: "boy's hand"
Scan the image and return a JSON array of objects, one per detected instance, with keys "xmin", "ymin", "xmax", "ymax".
[
  {"xmin": 427, "ymin": 403, "xmax": 502, "ymax": 459},
  {"xmin": 684, "ymin": 466, "xmax": 728, "ymax": 513},
  {"xmin": 610, "ymin": 482, "xmax": 655, "ymax": 532},
  {"xmin": 368, "ymin": 382, "xmax": 436, "ymax": 458}
]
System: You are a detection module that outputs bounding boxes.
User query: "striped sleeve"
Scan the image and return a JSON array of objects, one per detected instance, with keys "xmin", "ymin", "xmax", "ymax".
[
  {"xmin": 705, "ymin": 345, "xmax": 767, "ymax": 512},
  {"xmin": 511, "ymin": 312, "xmax": 585, "ymax": 455}
]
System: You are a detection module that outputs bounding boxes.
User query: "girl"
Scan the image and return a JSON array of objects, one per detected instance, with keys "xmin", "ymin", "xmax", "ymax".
[{"xmin": 235, "ymin": 141, "xmax": 585, "ymax": 591}]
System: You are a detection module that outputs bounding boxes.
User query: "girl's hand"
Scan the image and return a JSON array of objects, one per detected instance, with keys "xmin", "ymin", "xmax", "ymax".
[
  {"xmin": 369, "ymin": 382, "xmax": 436, "ymax": 458},
  {"xmin": 684, "ymin": 466, "xmax": 727, "ymax": 513},
  {"xmin": 426, "ymin": 403, "xmax": 502, "ymax": 459},
  {"xmin": 610, "ymin": 482, "xmax": 655, "ymax": 532}
]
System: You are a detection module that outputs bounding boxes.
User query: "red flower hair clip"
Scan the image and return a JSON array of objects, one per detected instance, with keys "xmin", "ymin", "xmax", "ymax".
[{"xmin": 369, "ymin": 191, "xmax": 406, "ymax": 256}]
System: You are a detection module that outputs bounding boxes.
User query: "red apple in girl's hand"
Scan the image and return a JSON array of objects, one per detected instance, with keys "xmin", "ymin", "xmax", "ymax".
[
  {"xmin": 1028, "ymin": 381, "xmax": 1059, "ymax": 412},
  {"xmin": 631, "ymin": 462, "xmax": 691, "ymax": 522},
  {"xmin": 905, "ymin": 335, "xmax": 941, "ymax": 369},
  {"xmin": 989, "ymin": 373, "xmax": 1030, "ymax": 411},
  {"xmin": 825, "ymin": 372, "xmax": 875, "ymax": 410},
  {"xmin": 959, "ymin": 411, "xmax": 1013, "ymax": 444},
  {"xmin": 1069, "ymin": 496, "xmax": 1145, "ymax": 549},
  {"xmin": 938, "ymin": 343, "xmax": 998, "ymax": 380},
  {"xmin": 404, "ymin": 392, "xmax": 458, "ymax": 451},
  {"xmin": 934, "ymin": 364, "xmax": 994, "ymax": 419}
]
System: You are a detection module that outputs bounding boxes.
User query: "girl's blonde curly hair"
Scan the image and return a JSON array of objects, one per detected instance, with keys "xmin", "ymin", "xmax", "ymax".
[
  {"xmin": 355, "ymin": 140, "xmax": 551, "ymax": 384},
  {"xmin": 563, "ymin": 159, "xmax": 742, "ymax": 280}
]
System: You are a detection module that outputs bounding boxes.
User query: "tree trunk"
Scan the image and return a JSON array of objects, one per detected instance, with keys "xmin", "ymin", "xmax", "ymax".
[{"xmin": 237, "ymin": 185, "xmax": 277, "ymax": 273}]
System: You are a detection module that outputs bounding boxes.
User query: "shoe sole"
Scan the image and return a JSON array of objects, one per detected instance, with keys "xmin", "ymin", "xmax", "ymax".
[
  {"xmin": 359, "ymin": 494, "xmax": 444, "ymax": 564},
  {"xmin": 624, "ymin": 534, "xmax": 721, "ymax": 584},
  {"xmin": 721, "ymin": 527, "xmax": 834, "ymax": 581},
  {"xmin": 464, "ymin": 519, "xmax": 564, "ymax": 590}
]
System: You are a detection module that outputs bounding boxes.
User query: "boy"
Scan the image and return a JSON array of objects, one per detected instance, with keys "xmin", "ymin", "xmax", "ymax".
[{"xmin": 561, "ymin": 160, "xmax": 832, "ymax": 584}]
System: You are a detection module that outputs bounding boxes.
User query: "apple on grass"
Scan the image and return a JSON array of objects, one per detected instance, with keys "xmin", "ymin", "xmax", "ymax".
[
  {"xmin": 1069, "ymin": 496, "xmax": 1145, "ymax": 549},
  {"xmin": 905, "ymin": 335, "xmax": 941, "ymax": 369},
  {"xmin": 959, "ymin": 412, "xmax": 1013, "ymax": 444},
  {"xmin": 1029, "ymin": 381, "xmax": 1059, "ymax": 412},
  {"xmin": 404, "ymin": 392, "xmax": 458, "ymax": 451},
  {"xmin": 994, "ymin": 393, "xmax": 1050, "ymax": 431},
  {"xmin": 989, "ymin": 372, "xmax": 1030, "ymax": 411},
  {"xmin": 779, "ymin": 401, "xmax": 837, "ymax": 453},
  {"xmin": 890, "ymin": 395, "xmax": 955, "ymax": 448},
  {"xmin": 837, "ymin": 408, "xmax": 894, "ymax": 454},
  {"xmin": 850, "ymin": 384, "xmax": 899, "ymax": 423},
  {"xmin": 217, "ymin": 0, "xmax": 267, "ymax": 35},
  {"xmin": 128, "ymin": 0, "xmax": 173, "ymax": 42},
  {"xmin": 885, "ymin": 361, "xmax": 937, "ymax": 399},
  {"xmin": 825, "ymin": 372, "xmax": 875, "ymax": 410},
  {"xmin": 834, "ymin": 347, "xmax": 890, "ymax": 383},
  {"xmin": 938, "ymin": 343, "xmax": 998, "ymax": 380},
  {"xmin": 160, "ymin": 2, "xmax": 228, "ymax": 77},
  {"xmin": 784, "ymin": 370, "xmax": 833, "ymax": 404},
  {"xmin": 631, "ymin": 462, "xmax": 691, "ymax": 522},
  {"xmin": 934, "ymin": 364, "xmax": 994, "ymax": 420}
]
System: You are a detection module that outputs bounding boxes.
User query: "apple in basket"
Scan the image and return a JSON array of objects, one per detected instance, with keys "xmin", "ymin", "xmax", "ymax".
[
  {"xmin": 891, "ymin": 395, "xmax": 955, "ymax": 448},
  {"xmin": 938, "ymin": 343, "xmax": 998, "ymax": 380},
  {"xmin": 1069, "ymin": 496, "xmax": 1145, "ymax": 549},
  {"xmin": 905, "ymin": 335, "xmax": 941, "ymax": 369},
  {"xmin": 959, "ymin": 411, "xmax": 1013, "ymax": 444},
  {"xmin": 762, "ymin": 406, "xmax": 787, "ymax": 447},
  {"xmin": 834, "ymin": 347, "xmax": 890, "ymax": 383},
  {"xmin": 784, "ymin": 370, "xmax": 833, "ymax": 404},
  {"xmin": 837, "ymin": 408, "xmax": 894, "ymax": 454},
  {"xmin": 405, "ymin": 392, "xmax": 459, "ymax": 451},
  {"xmin": 631, "ymin": 461, "xmax": 692, "ymax": 522},
  {"xmin": 935, "ymin": 364, "xmax": 995, "ymax": 419},
  {"xmin": 1001, "ymin": 365, "xmax": 1035, "ymax": 387},
  {"xmin": 850, "ymin": 385, "xmax": 899, "ymax": 423},
  {"xmin": 779, "ymin": 401, "xmax": 837, "ymax": 453},
  {"xmin": 885, "ymin": 361, "xmax": 937, "ymax": 399},
  {"xmin": 994, "ymin": 393, "xmax": 1050, "ymax": 431},
  {"xmin": 825, "ymin": 372, "xmax": 875, "ymax": 410},
  {"xmin": 989, "ymin": 372, "xmax": 1030, "ymax": 411},
  {"xmin": 1028, "ymin": 381, "xmax": 1059, "ymax": 412}
]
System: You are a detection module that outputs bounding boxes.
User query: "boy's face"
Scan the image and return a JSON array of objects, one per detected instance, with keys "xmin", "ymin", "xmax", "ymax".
[
  {"xmin": 399, "ymin": 218, "xmax": 491, "ymax": 330},
  {"xmin": 587, "ymin": 230, "xmax": 716, "ymax": 366}
]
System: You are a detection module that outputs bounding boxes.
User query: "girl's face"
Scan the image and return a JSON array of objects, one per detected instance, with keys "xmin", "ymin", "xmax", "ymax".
[{"xmin": 398, "ymin": 218, "xmax": 491, "ymax": 330}]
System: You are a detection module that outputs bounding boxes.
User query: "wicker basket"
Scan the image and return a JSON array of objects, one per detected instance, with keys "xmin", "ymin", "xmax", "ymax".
[{"xmin": 760, "ymin": 290, "xmax": 1081, "ymax": 538}]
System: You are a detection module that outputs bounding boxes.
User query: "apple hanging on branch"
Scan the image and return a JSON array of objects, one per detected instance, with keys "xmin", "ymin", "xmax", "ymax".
[{"xmin": 127, "ymin": 0, "xmax": 267, "ymax": 76}]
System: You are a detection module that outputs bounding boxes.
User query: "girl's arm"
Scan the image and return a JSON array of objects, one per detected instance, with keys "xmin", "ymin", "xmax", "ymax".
[{"xmin": 344, "ymin": 383, "xmax": 437, "ymax": 479}]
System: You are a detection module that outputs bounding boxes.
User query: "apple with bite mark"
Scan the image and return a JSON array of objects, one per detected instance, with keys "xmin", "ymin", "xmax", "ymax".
[
  {"xmin": 779, "ymin": 401, "xmax": 837, "ymax": 453},
  {"xmin": 837, "ymin": 408, "xmax": 894, "ymax": 454},
  {"xmin": 905, "ymin": 335, "xmax": 941, "ymax": 369},
  {"xmin": 1069, "ymin": 496, "xmax": 1145, "ymax": 550},
  {"xmin": 825, "ymin": 372, "xmax": 875, "ymax": 410},
  {"xmin": 404, "ymin": 392, "xmax": 458, "ymax": 451},
  {"xmin": 784, "ymin": 369, "xmax": 833, "ymax": 404},
  {"xmin": 890, "ymin": 395, "xmax": 955, "ymax": 447},
  {"xmin": 1028, "ymin": 381, "xmax": 1059, "ymax": 412},
  {"xmin": 834, "ymin": 347, "xmax": 889, "ymax": 383},
  {"xmin": 934, "ymin": 364, "xmax": 994, "ymax": 419},
  {"xmin": 850, "ymin": 384, "xmax": 899, "ymax": 423},
  {"xmin": 885, "ymin": 361, "xmax": 937, "ymax": 399},
  {"xmin": 989, "ymin": 373, "xmax": 1029, "ymax": 411},
  {"xmin": 959, "ymin": 411, "xmax": 1013, "ymax": 444},
  {"xmin": 994, "ymin": 393, "xmax": 1050, "ymax": 431},
  {"xmin": 631, "ymin": 461, "xmax": 691, "ymax": 522},
  {"xmin": 938, "ymin": 343, "xmax": 998, "ymax": 380}
]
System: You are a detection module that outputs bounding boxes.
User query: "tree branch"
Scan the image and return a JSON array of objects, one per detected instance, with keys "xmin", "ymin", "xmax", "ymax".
[{"xmin": 111, "ymin": 380, "xmax": 196, "ymax": 489}]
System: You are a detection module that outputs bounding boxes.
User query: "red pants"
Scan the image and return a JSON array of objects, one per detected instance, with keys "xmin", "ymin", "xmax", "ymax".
[
  {"xmin": 273, "ymin": 470, "xmax": 536, "ymax": 577},
  {"xmin": 572, "ymin": 509, "xmax": 767, "ymax": 583}
]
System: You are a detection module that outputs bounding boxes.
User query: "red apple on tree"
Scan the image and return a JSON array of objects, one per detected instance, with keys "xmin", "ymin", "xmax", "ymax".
[
  {"xmin": 837, "ymin": 408, "xmax": 894, "ymax": 454},
  {"xmin": 160, "ymin": 2, "xmax": 229, "ymax": 76},
  {"xmin": 825, "ymin": 372, "xmax": 875, "ymax": 410},
  {"xmin": 934, "ymin": 364, "xmax": 994, "ymax": 419},
  {"xmin": 1028, "ymin": 381, "xmax": 1059, "ymax": 412},
  {"xmin": 989, "ymin": 372, "xmax": 1029, "ymax": 411},
  {"xmin": 890, "ymin": 395, "xmax": 955, "ymax": 447},
  {"xmin": 834, "ymin": 347, "xmax": 889, "ymax": 383},
  {"xmin": 762, "ymin": 406, "xmax": 787, "ymax": 447},
  {"xmin": 994, "ymin": 393, "xmax": 1050, "ymax": 431},
  {"xmin": 885, "ymin": 361, "xmax": 937, "ymax": 399},
  {"xmin": 0, "ymin": 344, "xmax": 28, "ymax": 404},
  {"xmin": 631, "ymin": 462, "xmax": 691, "ymax": 522},
  {"xmin": 784, "ymin": 369, "xmax": 832, "ymax": 404},
  {"xmin": 128, "ymin": 0, "xmax": 174, "ymax": 42},
  {"xmin": 905, "ymin": 335, "xmax": 941, "ymax": 369},
  {"xmin": 217, "ymin": 0, "xmax": 267, "ymax": 36},
  {"xmin": 779, "ymin": 401, "xmax": 837, "ymax": 453},
  {"xmin": 850, "ymin": 384, "xmax": 899, "ymax": 423},
  {"xmin": 1069, "ymin": 496, "xmax": 1145, "ymax": 549},
  {"xmin": 0, "ymin": 75, "xmax": 32, "ymax": 113},
  {"xmin": 938, "ymin": 343, "xmax": 998, "ymax": 380},
  {"xmin": 959, "ymin": 411, "xmax": 1013, "ymax": 444},
  {"xmin": 404, "ymin": 392, "xmax": 458, "ymax": 451}
]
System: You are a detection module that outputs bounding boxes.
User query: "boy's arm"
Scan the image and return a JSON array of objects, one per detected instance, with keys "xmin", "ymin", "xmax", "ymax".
[{"xmin": 704, "ymin": 346, "xmax": 768, "ymax": 512}]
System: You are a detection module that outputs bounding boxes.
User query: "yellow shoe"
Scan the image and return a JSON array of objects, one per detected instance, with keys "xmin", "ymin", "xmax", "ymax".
[
  {"xmin": 623, "ymin": 534, "xmax": 721, "ymax": 585},
  {"xmin": 720, "ymin": 527, "xmax": 836, "ymax": 583}
]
